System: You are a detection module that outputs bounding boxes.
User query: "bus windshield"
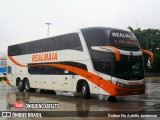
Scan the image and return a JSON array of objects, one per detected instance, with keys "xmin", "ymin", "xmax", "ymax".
[
  {"xmin": 113, "ymin": 55, "xmax": 144, "ymax": 80},
  {"xmin": 109, "ymin": 30, "xmax": 140, "ymax": 51}
]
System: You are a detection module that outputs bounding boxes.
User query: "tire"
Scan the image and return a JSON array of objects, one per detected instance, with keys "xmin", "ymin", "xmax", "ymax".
[
  {"xmin": 81, "ymin": 82, "xmax": 90, "ymax": 99},
  {"xmin": 17, "ymin": 80, "xmax": 24, "ymax": 91},
  {"xmin": 108, "ymin": 96, "xmax": 117, "ymax": 102},
  {"xmin": 24, "ymin": 79, "xmax": 36, "ymax": 92}
]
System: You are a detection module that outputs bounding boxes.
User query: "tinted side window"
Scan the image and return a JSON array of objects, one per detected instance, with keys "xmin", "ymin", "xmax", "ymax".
[
  {"xmin": 91, "ymin": 52, "xmax": 111, "ymax": 75},
  {"xmin": 67, "ymin": 33, "xmax": 83, "ymax": 51},
  {"xmin": 8, "ymin": 44, "xmax": 26, "ymax": 56},
  {"xmin": 28, "ymin": 65, "xmax": 75, "ymax": 75},
  {"xmin": 82, "ymin": 29, "xmax": 111, "ymax": 75},
  {"xmin": 82, "ymin": 29, "xmax": 108, "ymax": 47},
  {"xmin": 40, "ymin": 38, "xmax": 53, "ymax": 52},
  {"xmin": 54, "ymin": 33, "xmax": 83, "ymax": 51},
  {"xmin": 8, "ymin": 33, "xmax": 82, "ymax": 56},
  {"xmin": 27, "ymin": 41, "xmax": 40, "ymax": 54},
  {"xmin": 28, "ymin": 62, "xmax": 87, "ymax": 75}
]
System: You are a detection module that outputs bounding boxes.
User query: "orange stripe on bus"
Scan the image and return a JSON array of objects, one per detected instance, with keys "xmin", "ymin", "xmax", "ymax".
[
  {"xmin": 7, "ymin": 56, "xmax": 145, "ymax": 96},
  {"xmin": 44, "ymin": 63, "xmax": 145, "ymax": 96},
  {"xmin": 8, "ymin": 56, "xmax": 27, "ymax": 67},
  {"xmin": 6, "ymin": 78, "xmax": 13, "ymax": 86}
]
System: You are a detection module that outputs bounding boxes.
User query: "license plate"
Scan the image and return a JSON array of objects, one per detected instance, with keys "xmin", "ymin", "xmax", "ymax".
[{"xmin": 132, "ymin": 91, "xmax": 138, "ymax": 95}]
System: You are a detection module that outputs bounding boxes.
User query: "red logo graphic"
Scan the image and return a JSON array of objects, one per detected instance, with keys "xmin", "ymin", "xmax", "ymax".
[{"xmin": 14, "ymin": 102, "xmax": 24, "ymax": 108}]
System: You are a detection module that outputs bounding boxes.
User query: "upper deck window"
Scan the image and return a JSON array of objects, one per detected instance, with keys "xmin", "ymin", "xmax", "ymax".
[
  {"xmin": 82, "ymin": 29, "xmax": 108, "ymax": 47},
  {"xmin": 8, "ymin": 33, "xmax": 82, "ymax": 56}
]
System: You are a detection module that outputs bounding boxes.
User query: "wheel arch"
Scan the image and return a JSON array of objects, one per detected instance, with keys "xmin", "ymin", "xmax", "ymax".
[{"xmin": 23, "ymin": 77, "xmax": 29, "ymax": 82}]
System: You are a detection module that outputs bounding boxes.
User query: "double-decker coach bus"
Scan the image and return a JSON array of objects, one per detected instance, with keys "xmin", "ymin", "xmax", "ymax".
[{"xmin": 7, "ymin": 27, "xmax": 154, "ymax": 101}]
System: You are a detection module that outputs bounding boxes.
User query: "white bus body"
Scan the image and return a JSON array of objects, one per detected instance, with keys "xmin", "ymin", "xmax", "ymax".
[{"xmin": 7, "ymin": 27, "xmax": 154, "ymax": 99}]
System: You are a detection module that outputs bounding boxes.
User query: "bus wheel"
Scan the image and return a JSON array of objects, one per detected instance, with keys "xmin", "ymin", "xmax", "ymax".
[
  {"xmin": 81, "ymin": 82, "xmax": 90, "ymax": 99},
  {"xmin": 24, "ymin": 79, "xmax": 36, "ymax": 92},
  {"xmin": 17, "ymin": 80, "xmax": 24, "ymax": 92},
  {"xmin": 108, "ymin": 96, "xmax": 117, "ymax": 102}
]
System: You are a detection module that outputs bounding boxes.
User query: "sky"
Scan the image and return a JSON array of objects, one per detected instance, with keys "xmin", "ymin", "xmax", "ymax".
[{"xmin": 0, "ymin": 0, "xmax": 160, "ymax": 54}]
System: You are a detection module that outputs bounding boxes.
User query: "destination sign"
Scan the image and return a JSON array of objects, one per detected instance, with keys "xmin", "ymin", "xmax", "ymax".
[
  {"xmin": 112, "ymin": 32, "xmax": 134, "ymax": 39},
  {"xmin": 110, "ymin": 31, "xmax": 140, "ymax": 49},
  {"xmin": 114, "ymin": 40, "xmax": 139, "ymax": 46}
]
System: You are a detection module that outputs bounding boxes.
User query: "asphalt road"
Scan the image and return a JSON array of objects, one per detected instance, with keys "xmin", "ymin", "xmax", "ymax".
[{"xmin": 0, "ymin": 77, "xmax": 160, "ymax": 120}]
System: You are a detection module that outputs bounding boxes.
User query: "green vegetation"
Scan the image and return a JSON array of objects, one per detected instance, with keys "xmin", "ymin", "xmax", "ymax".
[{"xmin": 127, "ymin": 26, "xmax": 160, "ymax": 71}]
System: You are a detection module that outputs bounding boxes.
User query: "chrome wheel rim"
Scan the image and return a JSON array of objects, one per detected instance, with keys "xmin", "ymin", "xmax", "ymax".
[{"xmin": 82, "ymin": 86, "xmax": 86, "ymax": 95}]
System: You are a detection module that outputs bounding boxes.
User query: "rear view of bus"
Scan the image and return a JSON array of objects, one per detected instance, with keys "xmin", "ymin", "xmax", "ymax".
[{"xmin": 81, "ymin": 27, "xmax": 154, "ymax": 99}]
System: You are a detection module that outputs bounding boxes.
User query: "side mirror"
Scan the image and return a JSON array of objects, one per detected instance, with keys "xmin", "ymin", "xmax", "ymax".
[
  {"xmin": 100, "ymin": 46, "xmax": 121, "ymax": 61},
  {"xmin": 142, "ymin": 50, "xmax": 154, "ymax": 64}
]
